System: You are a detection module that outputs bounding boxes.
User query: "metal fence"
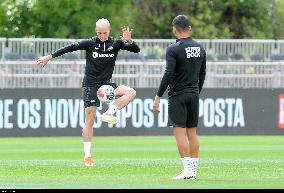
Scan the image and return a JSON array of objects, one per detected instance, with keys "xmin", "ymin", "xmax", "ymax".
[
  {"xmin": 0, "ymin": 38, "xmax": 5, "ymax": 60},
  {"xmin": 1, "ymin": 38, "xmax": 284, "ymax": 89},
  {"xmin": 1, "ymin": 60, "xmax": 284, "ymax": 89},
  {"xmin": 210, "ymin": 39, "xmax": 277, "ymax": 60},
  {"xmin": 1, "ymin": 38, "xmax": 284, "ymax": 61},
  {"xmin": 206, "ymin": 61, "xmax": 284, "ymax": 88}
]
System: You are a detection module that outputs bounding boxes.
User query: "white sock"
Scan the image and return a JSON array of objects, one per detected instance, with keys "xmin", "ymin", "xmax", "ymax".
[
  {"xmin": 185, "ymin": 157, "xmax": 198, "ymax": 175},
  {"xmin": 190, "ymin": 158, "xmax": 199, "ymax": 174},
  {"xmin": 104, "ymin": 105, "xmax": 118, "ymax": 115},
  {"xmin": 181, "ymin": 157, "xmax": 189, "ymax": 173},
  {"xmin": 184, "ymin": 157, "xmax": 198, "ymax": 172},
  {"xmin": 83, "ymin": 142, "xmax": 92, "ymax": 158}
]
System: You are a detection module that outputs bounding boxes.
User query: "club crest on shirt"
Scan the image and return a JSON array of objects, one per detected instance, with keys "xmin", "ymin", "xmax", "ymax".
[{"xmin": 108, "ymin": 46, "xmax": 114, "ymax": 51}]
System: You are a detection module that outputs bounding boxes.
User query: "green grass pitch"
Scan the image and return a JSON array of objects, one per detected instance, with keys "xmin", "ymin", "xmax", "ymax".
[{"xmin": 0, "ymin": 135, "xmax": 283, "ymax": 189}]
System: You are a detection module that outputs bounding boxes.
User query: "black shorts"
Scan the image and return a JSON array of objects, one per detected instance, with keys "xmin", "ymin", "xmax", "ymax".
[
  {"xmin": 82, "ymin": 81, "xmax": 118, "ymax": 108},
  {"xmin": 168, "ymin": 92, "xmax": 199, "ymax": 128}
]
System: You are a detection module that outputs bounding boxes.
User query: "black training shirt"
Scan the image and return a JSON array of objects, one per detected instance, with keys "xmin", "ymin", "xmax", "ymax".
[
  {"xmin": 157, "ymin": 37, "xmax": 206, "ymax": 98},
  {"xmin": 51, "ymin": 37, "xmax": 140, "ymax": 87}
]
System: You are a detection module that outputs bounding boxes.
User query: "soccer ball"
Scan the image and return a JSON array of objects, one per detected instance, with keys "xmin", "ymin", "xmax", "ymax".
[{"xmin": 97, "ymin": 85, "xmax": 115, "ymax": 104}]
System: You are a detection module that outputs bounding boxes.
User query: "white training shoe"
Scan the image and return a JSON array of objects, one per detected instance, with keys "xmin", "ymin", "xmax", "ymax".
[
  {"xmin": 170, "ymin": 170, "xmax": 196, "ymax": 180},
  {"xmin": 100, "ymin": 113, "xmax": 119, "ymax": 125}
]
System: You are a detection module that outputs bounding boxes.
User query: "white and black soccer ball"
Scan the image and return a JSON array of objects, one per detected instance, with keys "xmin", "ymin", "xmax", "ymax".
[{"xmin": 97, "ymin": 85, "xmax": 115, "ymax": 104}]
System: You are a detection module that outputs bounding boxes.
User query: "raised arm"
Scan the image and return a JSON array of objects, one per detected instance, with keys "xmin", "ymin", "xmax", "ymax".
[
  {"xmin": 119, "ymin": 26, "xmax": 140, "ymax": 53},
  {"xmin": 37, "ymin": 40, "xmax": 90, "ymax": 67}
]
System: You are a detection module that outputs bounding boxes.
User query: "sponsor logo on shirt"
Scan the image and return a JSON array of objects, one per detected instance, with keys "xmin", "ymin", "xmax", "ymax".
[
  {"xmin": 185, "ymin": 47, "xmax": 200, "ymax": 58},
  {"xmin": 92, "ymin": 52, "xmax": 115, "ymax": 58}
]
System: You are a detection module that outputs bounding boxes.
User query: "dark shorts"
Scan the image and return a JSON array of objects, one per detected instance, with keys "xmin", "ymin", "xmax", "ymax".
[
  {"xmin": 82, "ymin": 81, "xmax": 118, "ymax": 108},
  {"xmin": 168, "ymin": 92, "xmax": 199, "ymax": 128}
]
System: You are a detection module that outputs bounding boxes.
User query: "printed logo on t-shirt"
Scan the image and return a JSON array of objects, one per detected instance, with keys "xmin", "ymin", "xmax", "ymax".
[
  {"xmin": 92, "ymin": 52, "xmax": 115, "ymax": 58},
  {"xmin": 185, "ymin": 47, "xmax": 200, "ymax": 58}
]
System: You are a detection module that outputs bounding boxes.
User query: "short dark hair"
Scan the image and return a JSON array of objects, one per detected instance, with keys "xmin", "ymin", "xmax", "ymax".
[{"xmin": 172, "ymin": 15, "xmax": 191, "ymax": 32}]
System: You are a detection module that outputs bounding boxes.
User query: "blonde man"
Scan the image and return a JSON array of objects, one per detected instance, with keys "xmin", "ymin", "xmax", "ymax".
[{"xmin": 37, "ymin": 18, "xmax": 140, "ymax": 167}]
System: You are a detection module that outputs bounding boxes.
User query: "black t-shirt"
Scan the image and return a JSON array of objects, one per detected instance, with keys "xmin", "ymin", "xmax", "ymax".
[
  {"xmin": 157, "ymin": 37, "xmax": 206, "ymax": 98},
  {"xmin": 51, "ymin": 37, "xmax": 140, "ymax": 87}
]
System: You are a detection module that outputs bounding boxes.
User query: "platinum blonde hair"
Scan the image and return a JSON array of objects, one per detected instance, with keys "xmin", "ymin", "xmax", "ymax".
[{"xmin": 96, "ymin": 18, "xmax": 110, "ymax": 28}]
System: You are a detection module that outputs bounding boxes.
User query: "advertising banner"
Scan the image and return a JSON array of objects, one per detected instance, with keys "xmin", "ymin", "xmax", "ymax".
[{"xmin": 1, "ymin": 88, "xmax": 284, "ymax": 136}]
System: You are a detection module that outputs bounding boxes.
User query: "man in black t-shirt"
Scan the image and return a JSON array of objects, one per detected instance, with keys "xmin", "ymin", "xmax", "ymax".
[
  {"xmin": 37, "ymin": 18, "xmax": 140, "ymax": 167},
  {"xmin": 153, "ymin": 15, "xmax": 206, "ymax": 180}
]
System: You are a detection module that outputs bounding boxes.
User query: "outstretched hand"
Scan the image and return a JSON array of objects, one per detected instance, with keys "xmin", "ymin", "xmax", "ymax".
[
  {"xmin": 153, "ymin": 95, "xmax": 161, "ymax": 114},
  {"xmin": 120, "ymin": 26, "xmax": 133, "ymax": 43},
  {"xmin": 36, "ymin": 54, "xmax": 52, "ymax": 67}
]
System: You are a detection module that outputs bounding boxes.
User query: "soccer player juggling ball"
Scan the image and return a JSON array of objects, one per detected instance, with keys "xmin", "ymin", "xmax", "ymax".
[{"xmin": 37, "ymin": 18, "xmax": 140, "ymax": 167}]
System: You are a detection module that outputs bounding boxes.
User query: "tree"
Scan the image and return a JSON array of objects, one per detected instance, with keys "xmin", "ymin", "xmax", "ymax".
[
  {"xmin": 216, "ymin": 0, "xmax": 274, "ymax": 38},
  {"xmin": 0, "ymin": 0, "xmax": 283, "ymax": 39},
  {"xmin": 131, "ymin": 0, "xmax": 276, "ymax": 39},
  {"xmin": 0, "ymin": 0, "xmax": 137, "ymax": 38},
  {"xmin": 0, "ymin": 0, "xmax": 38, "ymax": 38},
  {"xmin": 271, "ymin": 0, "xmax": 284, "ymax": 39}
]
